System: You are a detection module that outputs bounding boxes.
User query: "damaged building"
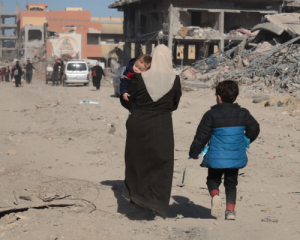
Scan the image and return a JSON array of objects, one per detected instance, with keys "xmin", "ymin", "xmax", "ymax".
[
  {"xmin": 282, "ymin": 0, "xmax": 300, "ymax": 12},
  {"xmin": 109, "ymin": 0, "xmax": 287, "ymax": 65},
  {"xmin": 0, "ymin": 3, "xmax": 19, "ymax": 59},
  {"xmin": 16, "ymin": 3, "xmax": 124, "ymax": 67}
]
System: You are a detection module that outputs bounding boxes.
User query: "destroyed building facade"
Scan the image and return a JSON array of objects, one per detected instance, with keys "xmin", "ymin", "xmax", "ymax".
[
  {"xmin": 0, "ymin": 3, "xmax": 19, "ymax": 59},
  {"xmin": 282, "ymin": 0, "xmax": 300, "ymax": 12},
  {"xmin": 16, "ymin": 3, "xmax": 124, "ymax": 67},
  {"xmin": 109, "ymin": 0, "xmax": 286, "ymax": 65}
]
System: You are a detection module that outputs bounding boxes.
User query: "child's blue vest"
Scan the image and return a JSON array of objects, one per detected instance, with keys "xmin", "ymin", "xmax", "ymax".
[{"xmin": 201, "ymin": 126, "xmax": 247, "ymax": 169}]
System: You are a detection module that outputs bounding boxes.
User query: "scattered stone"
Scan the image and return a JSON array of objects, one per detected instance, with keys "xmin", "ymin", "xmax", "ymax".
[
  {"xmin": 108, "ymin": 123, "xmax": 116, "ymax": 135},
  {"xmin": 277, "ymin": 101, "xmax": 283, "ymax": 107},
  {"xmin": 7, "ymin": 150, "xmax": 17, "ymax": 155},
  {"xmin": 261, "ymin": 207, "xmax": 271, "ymax": 212},
  {"xmin": 252, "ymin": 95, "xmax": 270, "ymax": 103},
  {"xmin": 261, "ymin": 217, "xmax": 278, "ymax": 223},
  {"xmin": 264, "ymin": 101, "xmax": 277, "ymax": 107}
]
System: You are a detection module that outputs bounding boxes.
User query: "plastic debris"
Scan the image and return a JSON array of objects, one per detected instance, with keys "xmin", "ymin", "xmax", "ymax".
[
  {"xmin": 175, "ymin": 214, "xmax": 184, "ymax": 219},
  {"xmin": 80, "ymin": 101, "xmax": 99, "ymax": 105}
]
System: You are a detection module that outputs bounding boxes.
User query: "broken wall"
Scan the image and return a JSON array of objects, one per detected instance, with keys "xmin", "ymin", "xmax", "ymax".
[
  {"xmin": 18, "ymin": 25, "xmax": 44, "ymax": 60},
  {"xmin": 123, "ymin": 0, "xmax": 169, "ymax": 38}
]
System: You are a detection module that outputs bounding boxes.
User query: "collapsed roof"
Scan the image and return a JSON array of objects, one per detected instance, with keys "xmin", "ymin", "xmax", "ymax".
[{"xmin": 252, "ymin": 13, "xmax": 300, "ymax": 38}]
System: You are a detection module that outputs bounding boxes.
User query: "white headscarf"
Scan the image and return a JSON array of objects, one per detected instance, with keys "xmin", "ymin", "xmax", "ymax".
[{"xmin": 142, "ymin": 44, "xmax": 177, "ymax": 102}]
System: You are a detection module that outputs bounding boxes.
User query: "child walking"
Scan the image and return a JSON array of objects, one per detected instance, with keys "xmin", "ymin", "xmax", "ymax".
[
  {"xmin": 120, "ymin": 54, "xmax": 152, "ymax": 101},
  {"xmin": 189, "ymin": 80, "xmax": 260, "ymax": 220}
]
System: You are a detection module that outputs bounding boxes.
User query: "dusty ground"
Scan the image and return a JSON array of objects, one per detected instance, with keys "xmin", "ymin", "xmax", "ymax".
[{"xmin": 0, "ymin": 76, "xmax": 300, "ymax": 240}]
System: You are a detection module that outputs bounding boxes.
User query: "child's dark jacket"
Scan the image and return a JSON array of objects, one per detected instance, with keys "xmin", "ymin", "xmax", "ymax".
[
  {"xmin": 189, "ymin": 103, "xmax": 260, "ymax": 169},
  {"xmin": 120, "ymin": 58, "xmax": 136, "ymax": 95}
]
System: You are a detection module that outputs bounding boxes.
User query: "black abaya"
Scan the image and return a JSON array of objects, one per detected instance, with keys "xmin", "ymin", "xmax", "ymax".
[{"xmin": 120, "ymin": 74, "xmax": 181, "ymax": 218}]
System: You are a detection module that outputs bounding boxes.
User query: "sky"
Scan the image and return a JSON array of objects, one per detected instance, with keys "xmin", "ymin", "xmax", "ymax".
[{"xmin": 2, "ymin": 0, "xmax": 123, "ymax": 19}]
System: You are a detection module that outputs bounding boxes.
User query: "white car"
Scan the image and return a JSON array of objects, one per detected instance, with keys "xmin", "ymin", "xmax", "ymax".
[
  {"xmin": 63, "ymin": 61, "xmax": 90, "ymax": 86},
  {"xmin": 113, "ymin": 66, "xmax": 126, "ymax": 97}
]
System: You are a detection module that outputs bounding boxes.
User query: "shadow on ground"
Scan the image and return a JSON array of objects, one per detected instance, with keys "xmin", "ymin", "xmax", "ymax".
[
  {"xmin": 169, "ymin": 196, "xmax": 212, "ymax": 219},
  {"xmin": 100, "ymin": 180, "xmax": 213, "ymax": 221}
]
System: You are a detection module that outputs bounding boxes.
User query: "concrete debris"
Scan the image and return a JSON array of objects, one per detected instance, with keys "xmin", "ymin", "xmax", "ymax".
[
  {"xmin": 253, "ymin": 13, "xmax": 300, "ymax": 38},
  {"xmin": 180, "ymin": 14, "xmax": 300, "ymax": 93},
  {"xmin": 253, "ymin": 96, "xmax": 270, "ymax": 104},
  {"xmin": 7, "ymin": 150, "xmax": 17, "ymax": 155},
  {"xmin": 178, "ymin": 26, "xmax": 255, "ymax": 40},
  {"xmin": 182, "ymin": 26, "xmax": 222, "ymax": 39}
]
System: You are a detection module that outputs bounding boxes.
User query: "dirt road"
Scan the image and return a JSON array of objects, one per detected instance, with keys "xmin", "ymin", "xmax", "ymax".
[{"xmin": 0, "ymin": 77, "xmax": 299, "ymax": 240}]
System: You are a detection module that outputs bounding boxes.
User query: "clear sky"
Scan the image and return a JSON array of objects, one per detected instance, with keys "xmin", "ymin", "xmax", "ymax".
[{"xmin": 1, "ymin": 0, "xmax": 123, "ymax": 18}]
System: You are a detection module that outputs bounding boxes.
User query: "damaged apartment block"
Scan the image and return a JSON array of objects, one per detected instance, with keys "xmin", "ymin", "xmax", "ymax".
[
  {"xmin": 18, "ymin": 25, "xmax": 45, "ymax": 60},
  {"xmin": 109, "ymin": 0, "xmax": 284, "ymax": 65},
  {"xmin": 0, "ymin": 3, "xmax": 19, "ymax": 59}
]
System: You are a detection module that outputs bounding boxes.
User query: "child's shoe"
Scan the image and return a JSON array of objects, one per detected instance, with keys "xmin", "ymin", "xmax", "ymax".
[
  {"xmin": 225, "ymin": 210, "xmax": 236, "ymax": 220},
  {"xmin": 211, "ymin": 195, "xmax": 222, "ymax": 218}
]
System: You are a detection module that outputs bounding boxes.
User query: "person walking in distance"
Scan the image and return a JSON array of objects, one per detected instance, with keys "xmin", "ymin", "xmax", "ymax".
[
  {"xmin": 1, "ymin": 67, "xmax": 4, "ymax": 82},
  {"xmin": 59, "ymin": 60, "xmax": 64, "ymax": 85},
  {"xmin": 52, "ymin": 59, "xmax": 60, "ymax": 86},
  {"xmin": 91, "ymin": 62, "xmax": 106, "ymax": 90},
  {"xmin": 5, "ymin": 66, "xmax": 10, "ymax": 82},
  {"xmin": 10, "ymin": 64, "xmax": 14, "ymax": 81},
  {"xmin": 25, "ymin": 59, "xmax": 35, "ymax": 84},
  {"xmin": 14, "ymin": 61, "xmax": 22, "ymax": 87}
]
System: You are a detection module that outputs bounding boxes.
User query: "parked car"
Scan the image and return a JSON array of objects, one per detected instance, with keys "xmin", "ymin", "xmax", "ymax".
[
  {"xmin": 63, "ymin": 61, "xmax": 90, "ymax": 87},
  {"xmin": 45, "ymin": 66, "xmax": 53, "ymax": 84},
  {"xmin": 113, "ymin": 66, "xmax": 126, "ymax": 97}
]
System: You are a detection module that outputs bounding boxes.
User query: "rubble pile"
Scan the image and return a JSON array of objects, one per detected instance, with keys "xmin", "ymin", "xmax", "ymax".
[
  {"xmin": 224, "ymin": 37, "xmax": 300, "ymax": 89},
  {"xmin": 188, "ymin": 27, "xmax": 222, "ymax": 39},
  {"xmin": 182, "ymin": 13, "xmax": 300, "ymax": 93}
]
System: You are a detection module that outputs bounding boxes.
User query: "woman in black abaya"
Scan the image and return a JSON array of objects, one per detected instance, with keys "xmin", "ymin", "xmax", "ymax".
[{"xmin": 120, "ymin": 44, "xmax": 182, "ymax": 220}]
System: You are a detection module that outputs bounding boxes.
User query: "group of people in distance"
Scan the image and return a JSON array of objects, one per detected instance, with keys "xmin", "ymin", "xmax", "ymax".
[
  {"xmin": 118, "ymin": 44, "xmax": 260, "ymax": 221},
  {"xmin": 1, "ymin": 59, "xmax": 35, "ymax": 87}
]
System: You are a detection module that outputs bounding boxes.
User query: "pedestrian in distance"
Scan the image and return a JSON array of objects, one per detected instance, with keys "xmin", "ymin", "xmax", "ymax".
[
  {"xmin": 25, "ymin": 59, "xmax": 35, "ymax": 84},
  {"xmin": 5, "ymin": 66, "xmax": 10, "ymax": 82},
  {"xmin": 1, "ymin": 67, "xmax": 4, "ymax": 82},
  {"xmin": 91, "ymin": 62, "xmax": 106, "ymax": 90},
  {"xmin": 59, "ymin": 59, "xmax": 64, "ymax": 85},
  {"xmin": 14, "ymin": 61, "xmax": 22, "ymax": 87},
  {"xmin": 189, "ymin": 80, "xmax": 260, "ymax": 220},
  {"xmin": 52, "ymin": 59, "xmax": 61, "ymax": 86},
  {"xmin": 10, "ymin": 64, "xmax": 14, "ymax": 81},
  {"xmin": 120, "ymin": 44, "xmax": 182, "ymax": 220}
]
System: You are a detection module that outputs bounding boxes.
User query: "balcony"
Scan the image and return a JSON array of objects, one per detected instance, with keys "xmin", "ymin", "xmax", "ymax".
[
  {"xmin": 0, "ymin": 35, "xmax": 17, "ymax": 40},
  {"xmin": 0, "ymin": 24, "xmax": 17, "ymax": 29}
]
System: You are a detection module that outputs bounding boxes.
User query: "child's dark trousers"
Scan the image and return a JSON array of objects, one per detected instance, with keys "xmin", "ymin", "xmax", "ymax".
[{"xmin": 206, "ymin": 168, "xmax": 239, "ymax": 204}]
